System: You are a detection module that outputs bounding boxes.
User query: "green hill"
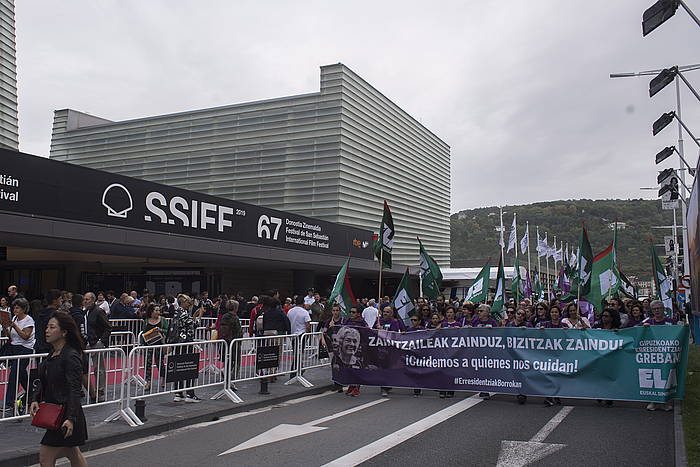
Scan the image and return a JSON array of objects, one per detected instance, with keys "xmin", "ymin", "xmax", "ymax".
[{"xmin": 451, "ymin": 199, "xmax": 677, "ymax": 280}]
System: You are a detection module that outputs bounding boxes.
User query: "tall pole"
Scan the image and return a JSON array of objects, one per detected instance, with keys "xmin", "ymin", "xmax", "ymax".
[
  {"xmin": 536, "ymin": 225, "xmax": 542, "ymax": 291},
  {"xmin": 545, "ymin": 233, "xmax": 551, "ymax": 299},
  {"xmin": 526, "ymin": 221, "xmax": 532, "ymax": 276},
  {"xmin": 676, "ymin": 76, "xmax": 691, "ymax": 280},
  {"xmin": 499, "ymin": 206, "xmax": 505, "ymax": 261},
  {"xmin": 378, "ymin": 248, "xmax": 384, "ymax": 300}
]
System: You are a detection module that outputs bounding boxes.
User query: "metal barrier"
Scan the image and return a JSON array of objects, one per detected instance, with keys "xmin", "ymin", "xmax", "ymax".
[
  {"xmin": 125, "ymin": 339, "xmax": 236, "ymax": 425},
  {"xmin": 0, "ymin": 347, "xmax": 132, "ymax": 425},
  {"xmin": 194, "ymin": 326, "xmax": 213, "ymax": 342},
  {"xmin": 109, "ymin": 319, "xmax": 143, "ymax": 338},
  {"xmin": 310, "ymin": 321, "xmax": 319, "ymax": 333},
  {"xmin": 216, "ymin": 334, "xmax": 301, "ymax": 403},
  {"xmin": 109, "ymin": 331, "xmax": 136, "ymax": 349}
]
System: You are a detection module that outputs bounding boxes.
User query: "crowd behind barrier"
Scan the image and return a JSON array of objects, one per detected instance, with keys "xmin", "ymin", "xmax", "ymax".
[{"xmin": 0, "ymin": 283, "xmax": 691, "ymax": 423}]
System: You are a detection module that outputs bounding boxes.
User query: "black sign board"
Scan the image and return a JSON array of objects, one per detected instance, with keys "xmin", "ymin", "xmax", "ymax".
[
  {"xmin": 0, "ymin": 149, "xmax": 373, "ymax": 259},
  {"xmin": 255, "ymin": 345, "xmax": 281, "ymax": 370},
  {"xmin": 165, "ymin": 352, "xmax": 200, "ymax": 383}
]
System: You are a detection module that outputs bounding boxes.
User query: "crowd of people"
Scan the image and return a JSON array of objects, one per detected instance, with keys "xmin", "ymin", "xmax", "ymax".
[{"xmin": 0, "ymin": 283, "xmax": 686, "ymax": 428}]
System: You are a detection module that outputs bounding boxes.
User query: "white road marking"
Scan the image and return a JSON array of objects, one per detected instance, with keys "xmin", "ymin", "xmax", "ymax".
[
  {"xmin": 322, "ymin": 394, "xmax": 483, "ymax": 467},
  {"xmin": 38, "ymin": 390, "xmax": 335, "ymax": 466},
  {"xmin": 219, "ymin": 398, "xmax": 388, "ymax": 456},
  {"xmin": 529, "ymin": 405, "xmax": 574, "ymax": 443},
  {"xmin": 496, "ymin": 405, "xmax": 574, "ymax": 467}
]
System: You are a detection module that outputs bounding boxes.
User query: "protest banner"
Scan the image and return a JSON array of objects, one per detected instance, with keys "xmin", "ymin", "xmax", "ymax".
[{"xmin": 331, "ymin": 326, "xmax": 689, "ymax": 403}]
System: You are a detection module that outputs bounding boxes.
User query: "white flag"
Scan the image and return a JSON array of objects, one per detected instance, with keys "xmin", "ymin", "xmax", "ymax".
[
  {"xmin": 555, "ymin": 247, "xmax": 563, "ymax": 262},
  {"xmin": 570, "ymin": 248, "xmax": 578, "ymax": 267},
  {"xmin": 507, "ymin": 215, "xmax": 517, "ymax": 253},
  {"xmin": 537, "ymin": 232, "xmax": 548, "ymax": 258},
  {"xmin": 520, "ymin": 224, "xmax": 529, "ymax": 255}
]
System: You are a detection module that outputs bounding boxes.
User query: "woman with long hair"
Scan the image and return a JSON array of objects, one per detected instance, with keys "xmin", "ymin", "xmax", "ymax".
[{"xmin": 30, "ymin": 311, "xmax": 88, "ymax": 467}]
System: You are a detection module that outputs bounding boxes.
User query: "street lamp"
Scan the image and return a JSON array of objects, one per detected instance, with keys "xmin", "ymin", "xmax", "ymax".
[
  {"xmin": 653, "ymin": 111, "xmax": 675, "ymax": 135},
  {"xmin": 610, "ymin": 64, "xmax": 700, "ymax": 278},
  {"xmin": 642, "ymin": 0, "xmax": 700, "ymax": 36},
  {"xmin": 649, "ymin": 66, "xmax": 700, "ymax": 101}
]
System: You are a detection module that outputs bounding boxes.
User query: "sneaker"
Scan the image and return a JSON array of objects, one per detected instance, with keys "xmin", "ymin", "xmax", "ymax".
[
  {"xmin": 554, "ymin": 397, "xmax": 562, "ymax": 405},
  {"xmin": 413, "ymin": 389, "xmax": 422, "ymax": 397},
  {"xmin": 446, "ymin": 391, "xmax": 455, "ymax": 398},
  {"xmin": 381, "ymin": 389, "xmax": 389, "ymax": 397},
  {"xmin": 646, "ymin": 402, "xmax": 657, "ymax": 411},
  {"xmin": 517, "ymin": 395, "xmax": 527, "ymax": 405},
  {"xmin": 544, "ymin": 398, "xmax": 555, "ymax": 407},
  {"xmin": 439, "ymin": 392, "xmax": 446, "ymax": 399},
  {"xmin": 231, "ymin": 384, "xmax": 239, "ymax": 392},
  {"xmin": 173, "ymin": 393, "xmax": 186, "ymax": 402},
  {"xmin": 185, "ymin": 395, "xmax": 202, "ymax": 403},
  {"xmin": 662, "ymin": 403, "xmax": 673, "ymax": 412},
  {"xmin": 345, "ymin": 386, "xmax": 354, "ymax": 396},
  {"xmin": 350, "ymin": 386, "xmax": 360, "ymax": 397}
]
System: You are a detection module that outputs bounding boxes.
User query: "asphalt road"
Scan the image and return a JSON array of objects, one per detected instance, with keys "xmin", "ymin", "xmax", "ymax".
[{"xmin": 57, "ymin": 388, "xmax": 675, "ymax": 467}]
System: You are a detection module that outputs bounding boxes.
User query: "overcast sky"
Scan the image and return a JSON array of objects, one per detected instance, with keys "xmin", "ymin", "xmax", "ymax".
[{"xmin": 14, "ymin": 1, "xmax": 699, "ymax": 212}]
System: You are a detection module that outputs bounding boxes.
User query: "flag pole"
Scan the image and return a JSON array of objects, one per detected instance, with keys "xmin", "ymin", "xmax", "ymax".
[
  {"xmin": 536, "ymin": 225, "xmax": 541, "ymax": 301},
  {"xmin": 526, "ymin": 221, "xmax": 531, "ymax": 279},
  {"xmin": 499, "ymin": 205, "xmax": 505, "ymax": 261},
  {"xmin": 576, "ymin": 223, "xmax": 584, "ymax": 316},
  {"xmin": 545, "ymin": 233, "xmax": 551, "ymax": 300},
  {"xmin": 378, "ymin": 247, "xmax": 383, "ymax": 301}
]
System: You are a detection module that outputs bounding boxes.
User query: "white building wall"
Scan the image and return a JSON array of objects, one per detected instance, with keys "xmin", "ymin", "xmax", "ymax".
[
  {"xmin": 0, "ymin": 0, "xmax": 18, "ymax": 150},
  {"xmin": 50, "ymin": 64, "xmax": 450, "ymax": 266}
]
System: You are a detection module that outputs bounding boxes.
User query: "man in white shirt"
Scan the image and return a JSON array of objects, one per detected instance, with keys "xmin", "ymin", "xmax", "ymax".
[
  {"xmin": 288, "ymin": 296, "xmax": 311, "ymax": 335},
  {"xmin": 363, "ymin": 299, "xmax": 380, "ymax": 329},
  {"xmin": 303, "ymin": 289, "xmax": 315, "ymax": 308}
]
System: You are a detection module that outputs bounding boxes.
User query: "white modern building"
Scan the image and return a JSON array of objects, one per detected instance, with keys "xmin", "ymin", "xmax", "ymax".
[
  {"xmin": 0, "ymin": 0, "xmax": 18, "ymax": 150},
  {"xmin": 49, "ymin": 63, "xmax": 451, "ymax": 266}
]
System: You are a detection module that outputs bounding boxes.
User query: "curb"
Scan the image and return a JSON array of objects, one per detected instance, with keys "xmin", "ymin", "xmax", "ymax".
[
  {"xmin": 674, "ymin": 399, "xmax": 688, "ymax": 467},
  {"xmin": 5, "ymin": 384, "xmax": 334, "ymax": 467}
]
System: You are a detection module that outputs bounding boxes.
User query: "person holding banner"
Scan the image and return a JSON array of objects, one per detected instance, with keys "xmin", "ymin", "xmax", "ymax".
[
  {"xmin": 427, "ymin": 313, "xmax": 442, "ymax": 329},
  {"xmin": 322, "ymin": 304, "xmax": 345, "ymax": 393},
  {"xmin": 625, "ymin": 303, "xmax": 645, "ymax": 328},
  {"xmin": 562, "ymin": 305, "xmax": 590, "ymax": 330},
  {"xmin": 594, "ymin": 309, "xmax": 621, "ymax": 330},
  {"xmin": 540, "ymin": 305, "xmax": 567, "ymax": 328},
  {"xmin": 375, "ymin": 306, "xmax": 401, "ymax": 332},
  {"xmin": 507, "ymin": 309, "xmax": 533, "ymax": 328},
  {"xmin": 643, "ymin": 300, "xmax": 676, "ymax": 326},
  {"xmin": 469, "ymin": 304, "xmax": 499, "ymax": 328},
  {"xmin": 442, "ymin": 307, "xmax": 461, "ymax": 328},
  {"xmin": 405, "ymin": 316, "xmax": 424, "ymax": 332},
  {"xmin": 343, "ymin": 306, "xmax": 368, "ymax": 327}
]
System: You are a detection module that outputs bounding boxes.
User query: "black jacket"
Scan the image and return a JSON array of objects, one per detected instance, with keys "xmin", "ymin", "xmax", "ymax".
[
  {"xmin": 262, "ymin": 307, "xmax": 290, "ymax": 335},
  {"xmin": 85, "ymin": 304, "xmax": 111, "ymax": 347},
  {"xmin": 33, "ymin": 307, "xmax": 56, "ymax": 353},
  {"xmin": 68, "ymin": 306, "xmax": 87, "ymax": 341},
  {"xmin": 33, "ymin": 345, "xmax": 84, "ymax": 424}
]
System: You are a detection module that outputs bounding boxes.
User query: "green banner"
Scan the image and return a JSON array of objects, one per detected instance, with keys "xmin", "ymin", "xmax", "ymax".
[{"xmin": 332, "ymin": 325, "xmax": 689, "ymax": 402}]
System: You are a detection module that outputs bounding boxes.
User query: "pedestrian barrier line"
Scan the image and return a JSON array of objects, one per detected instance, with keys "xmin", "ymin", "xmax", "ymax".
[
  {"xmin": 124, "ymin": 339, "xmax": 236, "ymax": 426},
  {"xmin": 109, "ymin": 319, "xmax": 143, "ymax": 339},
  {"xmin": 0, "ymin": 347, "xmax": 133, "ymax": 426},
  {"xmin": 1, "ymin": 332, "xmax": 327, "ymax": 425},
  {"xmin": 109, "ymin": 331, "xmax": 136, "ymax": 349}
]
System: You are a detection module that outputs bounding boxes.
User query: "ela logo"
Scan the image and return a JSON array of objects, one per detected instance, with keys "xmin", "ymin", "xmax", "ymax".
[{"xmin": 638, "ymin": 368, "xmax": 677, "ymax": 389}]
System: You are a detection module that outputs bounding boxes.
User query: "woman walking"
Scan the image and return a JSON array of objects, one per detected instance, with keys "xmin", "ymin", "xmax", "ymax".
[{"xmin": 30, "ymin": 311, "xmax": 87, "ymax": 467}]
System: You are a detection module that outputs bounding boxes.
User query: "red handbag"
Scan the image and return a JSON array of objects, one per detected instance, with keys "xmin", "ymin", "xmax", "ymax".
[{"xmin": 31, "ymin": 403, "xmax": 65, "ymax": 431}]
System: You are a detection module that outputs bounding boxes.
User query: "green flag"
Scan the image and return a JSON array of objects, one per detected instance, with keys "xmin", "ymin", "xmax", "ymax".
[
  {"xmin": 618, "ymin": 268, "xmax": 637, "ymax": 300},
  {"xmin": 465, "ymin": 258, "xmax": 491, "ymax": 303},
  {"xmin": 491, "ymin": 254, "xmax": 506, "ymax": 320},
  {"xmin": 373, "ymin": 200, "xmax": 394, "ymax": 269},
  {"xmin": 587, "ymin": 237, "xmax": 620, "ymax": 312},
  {"xmin": 327, "ymin": 257, "xmax": 357, "ymax": 317},
  {"xmin": 393, "ymin": 268, "xmax": 415, "ymax": 325},
  {"xmin": 571, "ymin": 225, "xmax": 593, "ymax": 298},
  {"xmin": 651, "ymin": 244, "xmax": 674, "ymax": 318},
  {"xmin": 533, "ymin": 268, "xmax": 544, "ymax": 301},
  {"xmin": 418, "ymin": 238, "xmax": 443, "ymax": 300},
  {"xmin": 511, "ymin": 254, "xmax": 522, "ymax": 303}
]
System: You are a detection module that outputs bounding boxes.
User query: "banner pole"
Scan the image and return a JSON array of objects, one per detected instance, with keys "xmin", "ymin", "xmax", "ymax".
[{"xmin": 378, "ymin": 248, "xmax": 384, "ymax": 300}]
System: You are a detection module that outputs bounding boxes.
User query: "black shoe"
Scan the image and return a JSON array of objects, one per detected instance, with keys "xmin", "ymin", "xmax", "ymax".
[
  {"xmin": 439, "ymin": 391, "xmax": 446, "ymax": 399},
  {"xmin": 517, "ymin": 395, "xmax": 527, "ymax": 405},
  {"xmin": 446, "ymin": 391, "xmax": 455, "ymax": 398},
  {"xmin": 544, "ymin": 398, "xmax": 555, "ymax": 407},
  {"xmin": 554, "ymin": 397, "xmax": 561, "ymax": 405},
  {"xmin": 604, "ymin": 400, "xmax": 613, "ymax": 407}
]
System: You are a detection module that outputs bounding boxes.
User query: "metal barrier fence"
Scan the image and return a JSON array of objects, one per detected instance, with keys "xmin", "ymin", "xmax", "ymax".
[
  {"xmin": 109, "ymin": 319, "xmax": 143, "ymax": 338},
  {"xmin": 109, "ymin": 331, "xmax": 137, "ymax": 349},
  {"xmin": 124, "ymin": 339, "xmax": 236, "ymax": 425},
  {"xmin": 1, "ymin": 333, "xmax": 330, "ymax": 424},
  {"xmin": 0, "ymin": 347, "xmax": 131, "ymax": 425},
  {"xmin": 216, "ymin": 334, "xmax": 303, "ymax": 403}
]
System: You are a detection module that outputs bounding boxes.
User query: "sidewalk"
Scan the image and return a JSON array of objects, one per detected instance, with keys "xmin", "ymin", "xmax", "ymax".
[{"xmin": 0, "ymin": 367, "xmax": 333, "ymax": 467}]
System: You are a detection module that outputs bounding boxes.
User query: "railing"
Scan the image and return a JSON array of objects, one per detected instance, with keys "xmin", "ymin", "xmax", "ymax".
[
  {"xmin": 0, "ymin": 347, "xmax": 132, "ymax": 425},
  {"xmin": 1, "ymin": 332, "xmax": 330, "ymax": 424},
  {"xmin": 124, "ymin": 339, "xmax": 236, "ymax": 425},
  {"xmin": 109, "ymin": 319, "xmax": 143, "ymax": 338}
]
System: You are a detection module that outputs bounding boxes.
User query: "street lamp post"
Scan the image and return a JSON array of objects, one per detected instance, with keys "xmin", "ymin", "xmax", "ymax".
[{"xmin": 610, "ymin": 64, "xmax": 700, "ymax": 278}]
